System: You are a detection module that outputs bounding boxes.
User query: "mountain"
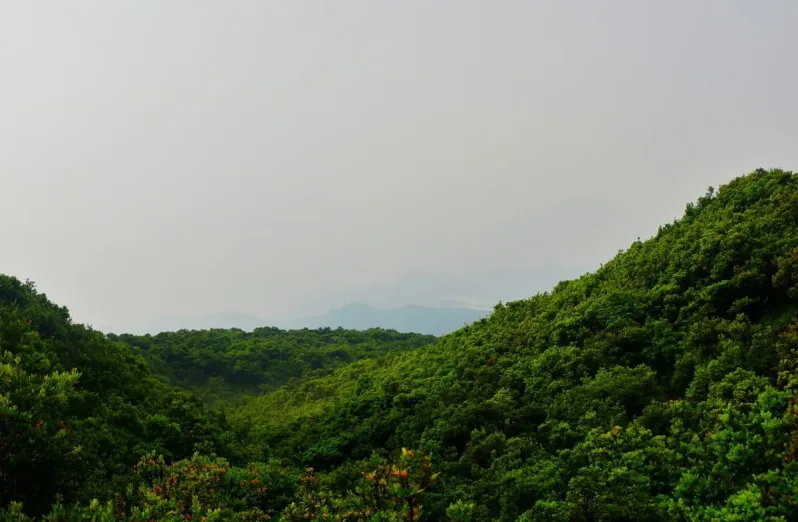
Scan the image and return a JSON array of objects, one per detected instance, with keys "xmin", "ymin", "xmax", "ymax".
[
  {"xmin": 5, "ymin": 169, "xmax": 798, "ymax": 521},
  {"xmin": 286, "ymin": 302, "xmax": 489, "ymax": 336},
  {"xmin": 235, "ymin": 169, "xmax": 798, "ymax": 520},
  {"xmin": 310, "ymin": 268, "xmax": 580, "ymax": 313}
]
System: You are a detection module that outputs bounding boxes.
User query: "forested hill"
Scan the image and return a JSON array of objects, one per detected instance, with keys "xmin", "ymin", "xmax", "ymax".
[
  {"xmin": 233, "ymin": 169, "xmax": 798, "ymax": 520},
  {"xmin": 0, "ymin": 278, "xmax": 437, "ymax": 519},
  {"xmin": 109, "ymin": 328, "xmax": 435, "ymax": 401},
  {"xmin": 0, "ymin": 276, "xmax": 236, "ymax": 513},
  {"xmin": 3, "ymin": 168, "xmax": 798, "ymax": 521}
]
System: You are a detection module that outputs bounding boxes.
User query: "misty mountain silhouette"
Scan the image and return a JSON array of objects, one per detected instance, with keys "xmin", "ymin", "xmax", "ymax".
[
  {"xmin": 285, "ymin": 302, "xmax": 489, "ymax": 336},
  {"xmin": 129, "ymin": 303, "xmax": 488, "ymax": 336}
]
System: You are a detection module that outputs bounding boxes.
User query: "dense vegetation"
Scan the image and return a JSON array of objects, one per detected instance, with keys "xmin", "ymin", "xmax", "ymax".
[
  {"xmin": 3, "ymin": 169, "xmax": 798, "ymax": 520},
  {"xmin": 110, "ymin": 328, "xmax": 434, "ymax": 402},
  {"xmin": 0, "ymin": 276, "xmax": 238, "ymax": 514}
]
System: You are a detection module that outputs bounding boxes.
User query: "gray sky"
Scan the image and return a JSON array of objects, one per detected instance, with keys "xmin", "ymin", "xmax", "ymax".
[{"xmin": 2, "ymin": 1, "xmax": 797, "ymax": 332}]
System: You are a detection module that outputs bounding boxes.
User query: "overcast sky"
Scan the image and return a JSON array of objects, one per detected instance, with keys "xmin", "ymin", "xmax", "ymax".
[{"xmin": 2, "ymin": 1, "xmax": 797, "ymax": 332}]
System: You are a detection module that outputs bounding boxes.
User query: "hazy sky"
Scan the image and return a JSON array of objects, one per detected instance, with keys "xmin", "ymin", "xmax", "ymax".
[{"xmin": 2, "ymin": 1, "xmax": 797, "ymax": 332}]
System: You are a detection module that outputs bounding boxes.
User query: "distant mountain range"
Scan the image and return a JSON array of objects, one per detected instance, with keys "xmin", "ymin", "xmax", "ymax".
[
  {"xmin": 126, "ymin": 303, "xmax": 489, "ymax": 336},
  {"xmin": 310, "ymin": 268, "xmax": 577, "ymax": 312},
  {"xmin": 113, "ymin": 267, "xmax": 576, "ymax": 337},
  {"xmin": 284, "ymin": 303, "xmax": 488, "ymax": 336}
]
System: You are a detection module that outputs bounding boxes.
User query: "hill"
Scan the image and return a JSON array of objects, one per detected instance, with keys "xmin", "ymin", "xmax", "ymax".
[
  {"xmin": 3, "ymin": 169, "xmax": 798, "ymax": 521},
  {"xmin": 234, "ymin": 169, "xmax": 798, "ymax": 520},
  {"xmin": 0, "ymin": 279, "xmax": 444, "ymax": 519},
  {"xmin": 109, "ymin": 327, "xmax": 436, "ymax": 402},
  {"xmin": 0, "ymin": 276, "xmax": 235, "ymax": 513}
]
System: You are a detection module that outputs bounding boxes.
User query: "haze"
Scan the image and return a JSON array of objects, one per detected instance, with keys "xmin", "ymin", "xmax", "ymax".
[{"xmin": 2, "ymin": 1, "xmax": 797, "ymax": 333}]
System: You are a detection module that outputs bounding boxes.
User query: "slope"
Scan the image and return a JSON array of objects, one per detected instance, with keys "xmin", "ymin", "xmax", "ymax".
[
  {"xmin": 0, "ymin": 279, "xmax": 441, "ymax": 519},
  {"xmin": 233, "ymin": 169, "xmax": 798, "ymax": 520},
  {"xmin": 110, "ymin": 327, "xmax": 436, "ymax": 402},
  {"xmin": 0, "ymin": 276, "xmax": 236, "ymax": 514}
]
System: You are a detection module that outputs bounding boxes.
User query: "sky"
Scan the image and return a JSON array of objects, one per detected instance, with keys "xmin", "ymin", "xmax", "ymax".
[{"xmin": 2, "ymin": 1, "xmax": 797, "ymax": 332}]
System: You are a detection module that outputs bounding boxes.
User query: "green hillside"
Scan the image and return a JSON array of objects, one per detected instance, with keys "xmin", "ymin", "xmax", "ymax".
[
  {"xmin": 233, "ymin": 168, "xmax": 798, "ymax": 520},
  {"xmin": 110, "ymin": 327, "xmax": 435, "ymax": 403},
  {"xmin": 0, "ymin": 277, "xmax": 237, "ymax": 513},
  {"xmin": 3, "ymin": 169, "xmax": 798, "ymax": 521}
]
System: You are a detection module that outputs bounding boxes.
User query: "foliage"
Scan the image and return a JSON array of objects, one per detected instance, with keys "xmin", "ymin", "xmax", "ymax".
[
  {"xmin": 0, "ymin": 449, "xmax": 470, "ymax": 522},
  {"xmin": 110, "ymin": 327, "xmax": 434, "ymax": 402},
  {"xmin": 281, "ymin": 448, "xmax": 440, "ymax": 522},
  {"xmin": 0, "ymin": 277, "xmax": 236, "ymax": 512}
]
